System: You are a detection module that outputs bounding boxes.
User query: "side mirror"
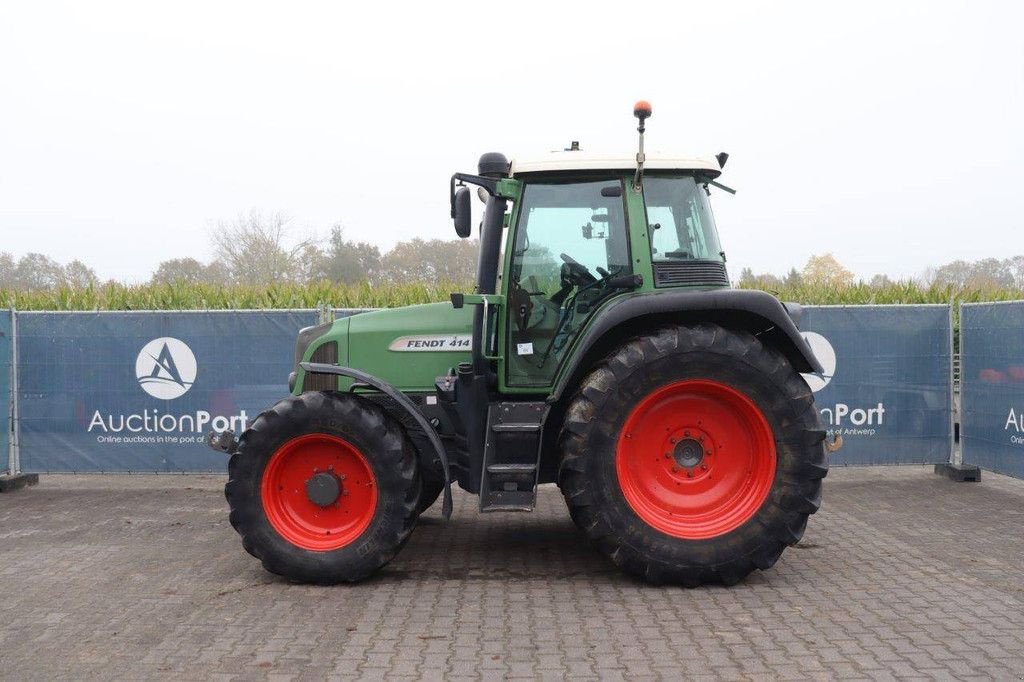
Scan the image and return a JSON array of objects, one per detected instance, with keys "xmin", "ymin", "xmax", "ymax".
[{"xmin": 453, "ymin": 186, "xmax": 472, "ymax": 238}]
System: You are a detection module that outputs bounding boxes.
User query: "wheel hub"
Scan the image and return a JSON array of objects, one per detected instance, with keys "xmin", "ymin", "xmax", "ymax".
[
  {"xmin": 306, "ymin": 471, "xmax": 342, "ymax": 507},
  {"xmin": 672, "ymin": 437, "xmax": 704, "ymax": 469}
]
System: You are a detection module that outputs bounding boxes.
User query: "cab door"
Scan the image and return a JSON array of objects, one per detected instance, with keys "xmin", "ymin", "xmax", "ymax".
[{"xmin": 503, "ymin": 177, "xmax": 632, "ymax": 389}]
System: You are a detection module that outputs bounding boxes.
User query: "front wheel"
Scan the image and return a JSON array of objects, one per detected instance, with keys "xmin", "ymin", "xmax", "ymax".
[
  {"xmin": 558, "ymin": 324, "xmax": 827, "ymax": 586},
  {"xmin": 225, "ymin": 391, "xmax": 421, "ymax": 583}
]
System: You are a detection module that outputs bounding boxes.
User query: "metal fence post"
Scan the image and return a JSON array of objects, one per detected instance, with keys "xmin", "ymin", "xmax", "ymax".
[
  {"xmin": 7, "ymin": 307, "xmax": 14, "ymax": 475},
  {"xmin": 1, "ymin": 306, "xmax": 37, "ymax": 491},
  {"xmin": 9, "ymin": 306, "xmax": 19, "ymax": 474},
  {"xmin": 934, "ymin": 299, "xmax": 980, "ymax": 482},
  {"xmin": 949, "ymin": 300, "xmax": 960, "ymax": 466}
]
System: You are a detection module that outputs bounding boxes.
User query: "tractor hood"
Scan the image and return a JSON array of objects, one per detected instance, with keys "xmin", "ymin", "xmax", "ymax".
[{"xmin": 345, "ymin": 302, "xmax": 473, "ymax": 392}]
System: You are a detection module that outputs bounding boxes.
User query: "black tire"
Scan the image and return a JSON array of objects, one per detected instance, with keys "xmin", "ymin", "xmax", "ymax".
[
  {"xmin": 558, "ymin": 323, "xmax": 827, "ymax": 586},
  {"xmin": 225, "ymin": 391, "xmax": 420, "ymax": 584}
]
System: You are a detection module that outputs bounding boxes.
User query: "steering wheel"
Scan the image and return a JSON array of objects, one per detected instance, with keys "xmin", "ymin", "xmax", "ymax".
[{"xmin": 559, "ymin": 253, "xmax": 598, "ymax": 286}]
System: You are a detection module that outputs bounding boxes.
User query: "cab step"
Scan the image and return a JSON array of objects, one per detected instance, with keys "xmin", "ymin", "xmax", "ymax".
[
  {"xmin": 480, "ymin": 402, "xmax": 549, "ymax": 512},
  {"xmin": 490, "ymin": 423, "xmax": 541, "ymax": 433},
  {"xmin": 486, "ymin": 463, "xmax": 537, "ymax": 474}
]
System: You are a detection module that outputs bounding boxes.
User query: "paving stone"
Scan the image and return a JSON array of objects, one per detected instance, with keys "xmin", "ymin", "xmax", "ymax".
[{"xmin": 0, "ymin": 467, "xmax": 1022, "ymax": 679}]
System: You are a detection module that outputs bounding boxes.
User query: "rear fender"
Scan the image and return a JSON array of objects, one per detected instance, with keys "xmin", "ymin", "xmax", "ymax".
[{"xmin": 549, "ymin": 289, "xmax": 823, "ymax": 403}]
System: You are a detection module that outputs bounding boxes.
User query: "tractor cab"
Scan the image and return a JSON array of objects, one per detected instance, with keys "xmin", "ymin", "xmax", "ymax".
[
  {"xmin": 498, "ymin": 154, "xmax": 731, "ymax": 389},
  {"xmin": 450, "ymin": 106, "xmax": 733, "ymax": 394}
]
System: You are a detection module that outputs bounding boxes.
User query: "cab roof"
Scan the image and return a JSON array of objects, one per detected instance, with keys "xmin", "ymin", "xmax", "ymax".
[{"xmin": 508, "ymin": 150, "xmax": 723, "ymax": 178}]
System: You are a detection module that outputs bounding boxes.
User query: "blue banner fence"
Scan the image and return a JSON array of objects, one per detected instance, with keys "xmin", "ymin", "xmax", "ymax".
[
  {"xmin": 2, "ymin": 303, "xmax": 1020, "ymax": 479},
  {"xmin": 960, "ymin": 301, "xmax": 1024, "ymax": 478},
  {"xmin": 14, "ymin": 310, "xmax": 317, "ymax": 473},
  {"xmin": 800, "ymin": 305, "xmax": 954, "ymax": 466}
]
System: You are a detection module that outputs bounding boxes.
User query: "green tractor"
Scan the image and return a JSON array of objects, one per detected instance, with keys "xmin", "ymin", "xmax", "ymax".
[{"xmin": 211, "ymin": 102, "xmax": 828, "ymax": 586}]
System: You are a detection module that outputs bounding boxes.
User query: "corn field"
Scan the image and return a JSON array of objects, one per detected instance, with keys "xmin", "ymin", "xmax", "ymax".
[
  {"xmin": 740, "ymin": 281, "xmax": 1023, "ymax": 306},
  {"xmin": 1, "ymin": 280, "xmax": 1021, "ymax": 311}
]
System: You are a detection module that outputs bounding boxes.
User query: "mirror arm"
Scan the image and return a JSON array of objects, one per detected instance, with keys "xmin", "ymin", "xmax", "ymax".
[
  {"xmin": 450, "ymin": 173, "xmax": 499, "ymax": 216},
  {"xmin": 449, "ymin": 177, "xmax": 461, "ymax": 218}
]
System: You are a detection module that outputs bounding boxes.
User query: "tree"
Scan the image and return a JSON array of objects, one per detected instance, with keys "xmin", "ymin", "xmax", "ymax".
[
  {"xmin": 14, "ymin": 253, "xmax": 65, "ymax": 290},
  {"xmin": 211, "ymin": 209, "xmax": 313, "ymax": 285},
  {"xmin": 1007, "ymin": 255, "xmax": 1024, "ymax": 289},
  {"xmin": 62, "ymin": 260, "xmax": 98, "ymax": 288},
  {"xmin": 932, "ymin": 258, "xmax": 1015, "ymax": 289},
  {"xmin": 869, "ymin": 274, "xmax": 893, "ymax": 288},
  {"xmin": 967, "ymin": 258, "xmax": 1014, "ymax": 289},
  {"xmin": 931, "ymin": 260, "xmax": 972, "ymax": 288},
  {"xmin": 309, "ymin": 225, "xmax": 382, "ymax": 284},
  {"xmin": 783, "ymin": 267, "xmax": 803, "ymax": 288},
  {"xmin": 150, "ymin": 257, "xmax": 231, "ymax": 286},
  {"xmin": 380, "ymin": 238, "xmax": 478, "ymax": 284},
  {"xmin": 737, "ymin": 266, "xmax": 782, "ymax": 290},
  {"xmin": 0, "ymin": 252, "xmax": 14, "ymax": 288},
  {"xmin": 801, "ymin": 253, "xmax": 854, "ymax": 288}
]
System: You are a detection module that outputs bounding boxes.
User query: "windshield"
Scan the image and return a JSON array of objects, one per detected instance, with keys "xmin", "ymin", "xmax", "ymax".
[{"xmin": 643, "ymin": 176, "xmax": 723, "ymax": 262}]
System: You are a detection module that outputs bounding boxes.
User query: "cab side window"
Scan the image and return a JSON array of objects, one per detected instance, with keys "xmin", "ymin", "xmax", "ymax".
[{"xmin": 644, "ymin": 176, "xmax": 723, "ymax": 262}]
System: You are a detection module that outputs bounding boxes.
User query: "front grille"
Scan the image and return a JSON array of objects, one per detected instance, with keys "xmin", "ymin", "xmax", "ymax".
[
  {"xmin": 653, "ymin": 260, "xmax": 730, "ymax": 287},
  {"xmin": 304, "ymin": 342, "xmax": 338, "ymax": 392}
]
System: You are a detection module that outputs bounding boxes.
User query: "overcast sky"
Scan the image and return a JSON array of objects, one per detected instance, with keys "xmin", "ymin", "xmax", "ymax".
[{"xmin": 2, "ymin": 1, "xmax": 1022, "ymax": 283}]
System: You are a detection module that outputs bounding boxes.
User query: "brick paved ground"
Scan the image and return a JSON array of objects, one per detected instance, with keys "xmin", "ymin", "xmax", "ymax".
[{"xmin": 1, "ymin": 466, "xmax": 1022, "ymax": 680}]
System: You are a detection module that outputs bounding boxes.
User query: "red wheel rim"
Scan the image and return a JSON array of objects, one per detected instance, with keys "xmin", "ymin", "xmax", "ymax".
[
  {"xmin": 616, "ymin": 379, "xmax": 776, "ymax": 539},
  {"xmin": 261, "ymin": 434, "xmax": 377, "ymax": 551}
]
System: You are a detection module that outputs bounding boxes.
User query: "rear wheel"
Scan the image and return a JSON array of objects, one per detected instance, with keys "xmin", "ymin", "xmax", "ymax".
[
  {"xmin": 558, "ymin": 323, "xmax": 827, "ymax": 586},
  {"xmin": 226, "ymin": 391, "xmax": 420, "ymax": 583}
]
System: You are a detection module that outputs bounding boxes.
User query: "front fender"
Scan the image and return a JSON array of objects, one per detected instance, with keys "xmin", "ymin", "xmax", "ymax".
[
  {"xmin": 549, "ymin": 289, "xmax": 823, "ymax": 402},
  {"xmin": 300, "ymin": 362, "xmax": 453, "ymax": 520}
]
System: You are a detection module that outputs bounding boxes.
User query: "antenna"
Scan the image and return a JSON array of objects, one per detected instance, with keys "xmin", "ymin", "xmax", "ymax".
[{"xmin": 632, "ymin": 100, "xmax": 652, "ymax": 191}]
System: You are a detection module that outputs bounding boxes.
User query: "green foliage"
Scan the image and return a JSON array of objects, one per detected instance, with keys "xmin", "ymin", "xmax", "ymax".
[
  {"xmin": 0, "ymin": 280, "xmax": 473, "ymax": 311},
  {"xmin": 2, "ymin": 278, "xmax": 1021, "ymax": 311},
  {"xmin": 736, "ymin": 280, "xmax": 1023, "ymax": 305},
  {"xmin": 310, "ymin": 226, "xmax": 382, "ymax": 285}
]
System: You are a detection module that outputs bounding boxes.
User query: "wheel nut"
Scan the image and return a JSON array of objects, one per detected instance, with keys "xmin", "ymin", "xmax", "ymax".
[
  {"xmin": 684, "ymin": 430, "xmax": 690, "ymax": 437},
  {"xmin": 669, "ymin": 438, "xmax": 677, "ymax": 444},
  {"xmin": 671, "ymin": 466, "xmax": 679, "ymax": 473},
  {"xmin": 687, "ymin": 470, "xmax": 694, "ymax": 478},
  {"xmin": 701, "ymin": 464, "xmax": 708, "ymax": 471}
]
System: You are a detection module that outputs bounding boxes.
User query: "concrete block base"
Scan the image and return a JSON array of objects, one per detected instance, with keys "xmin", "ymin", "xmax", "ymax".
[
  {"xmin": 0, "ymin": 473, "xmax": 40, "ymax": 492},
  {"xmin": 934, "ymin": 463, "xmax": 981, "ymax": 482}
]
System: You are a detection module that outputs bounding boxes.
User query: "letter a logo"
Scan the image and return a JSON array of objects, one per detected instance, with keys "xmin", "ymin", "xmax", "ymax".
[{"xmin": 136, "ymin": 337, "xmax": 198, "ymax": 399}]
